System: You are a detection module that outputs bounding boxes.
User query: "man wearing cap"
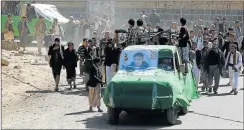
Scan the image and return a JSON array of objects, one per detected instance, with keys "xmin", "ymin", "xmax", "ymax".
[
  {"xmin": 222, "ymin": 33, "xmax": 239, "ymax": 85},
  {"xmin": 18, "ymin": 16, "xmax": 30, "ymax": 50},
  {"xmin": 224, "ymin": 44, "xmax": 242, "ymax": 95},
  {"xmin": 35, "ymin": 16, "xmax": 47, "ymax": 55},
  {"xmin": 149, "ymin": 9, "xmax": 160, "ymax": 29}
]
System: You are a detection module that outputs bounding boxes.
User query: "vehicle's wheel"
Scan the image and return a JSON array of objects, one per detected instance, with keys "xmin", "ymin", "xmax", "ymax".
[
  {"xmin": 166, "ymin": 107, "xmax": 178, "ymax": 125},
  {"xmin": 179, "ymin": 106, "xmax": 188, "ymax": 115},
  {"xmin": 107, "ymin": 107, "xmax": 121, "ymax": 125}
]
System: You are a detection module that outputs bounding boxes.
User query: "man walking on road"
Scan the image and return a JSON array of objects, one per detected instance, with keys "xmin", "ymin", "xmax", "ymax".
[
  {"xmin": 35, "ymin": 16, "xmax": 47, "ymax": 56},
  {"xmin": 224, "ymin": 44, "xmax": 242, "ymax": 95},
  {"xmin": 48, "ymin": 38, "xmax": 64, "ymax": 92},
  {"xmin": 205, "ymin": 41, "xmax": 225, "ymax": 94},
  {"xmin": 87, "ymin": 58, "xmax": 104, "ymax": 112},
  {"xmin": 200, "ymin": 41, "xmax": 210, "ymax": 91},
  {"xmin": 18, "ymin": 16, "xmax": 30, "ymax": 50},
  {"xmin": 77, "ymin": 38, "xmax": 88, "ymax": 78}
]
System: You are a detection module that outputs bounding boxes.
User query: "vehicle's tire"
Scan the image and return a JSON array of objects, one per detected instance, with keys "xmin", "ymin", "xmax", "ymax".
[
  {"xmin": 166, "ymin": 107, "xmax": 178, "ymax": 125},
  {"xmin": 107, "ymin": 107, "xmax": 121, "ymax": 125},
  {"xmin": 179, "ymin": 106, "xmax": 188, "ymax": 115}
]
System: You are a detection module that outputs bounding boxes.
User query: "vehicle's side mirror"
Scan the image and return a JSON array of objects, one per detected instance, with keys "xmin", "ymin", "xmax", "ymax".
[{"xmin": 179, "ymin": 64, "xmax": 186, "ymax": 73}]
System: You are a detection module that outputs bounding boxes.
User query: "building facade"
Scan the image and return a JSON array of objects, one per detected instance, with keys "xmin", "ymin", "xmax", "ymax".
[{"xmin": 36, "ymin": 1, "xmax": 243, "ymax": 28}]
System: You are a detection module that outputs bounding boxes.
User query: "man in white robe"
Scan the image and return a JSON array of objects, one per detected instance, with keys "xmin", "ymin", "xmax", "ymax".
[{"xmin": 224, "ymin": 44, "xmax": 242, "ymax": 95}]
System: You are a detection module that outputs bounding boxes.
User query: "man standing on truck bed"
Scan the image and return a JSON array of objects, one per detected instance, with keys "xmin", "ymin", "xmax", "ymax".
[{"xmin": 35, "ymin": 16, "xmax": 47, "ymax": 56}]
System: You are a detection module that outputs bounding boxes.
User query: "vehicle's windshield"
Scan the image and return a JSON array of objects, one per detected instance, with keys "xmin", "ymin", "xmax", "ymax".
[{"xmin": 158, "ymin": 57, "xmax": 174, "ymax": 71}]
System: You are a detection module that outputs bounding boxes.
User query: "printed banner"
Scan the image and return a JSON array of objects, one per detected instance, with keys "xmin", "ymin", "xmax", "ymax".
[
  {"xmin": 119, "ymin": 49, "xmax": 158, "ymax": 71},
  {"xmin": 118, "ymin": 33, "xmax": 126, "ymax": 43}
]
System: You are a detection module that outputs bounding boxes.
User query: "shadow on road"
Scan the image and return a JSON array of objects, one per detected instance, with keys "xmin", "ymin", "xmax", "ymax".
[
  {"xmin": 188, "ymin": 111, "xmax": 243, "ymax": 123},
  {"xmin": 59, "ymin": 89, "xmax": 88, "ymax": 96},
  {"xmin": 74, "ymin": 111, "xmax": 182, "ymax": 129},
  {"xmin": 200, "ymin": 92, "xmax": 232, "ymax": 97},
  {"xmin": 197, "ymin": 84, "xmax": 230, "ymax": 88},
  {"xmin": 59, "ymin": 83, "xmax": 83, "ymax": 87},
  {"xmin": 25, "ymin": 90, "xmax": 54, "ymax": 93},
  {"xmin": 3, "ymin": 72, "xmax": 43, "ymax": 91},
  {"xmin": 65, "ymin": 110, "xmax": 94, "ymax": 115},
  {"xmin": 218, "ymin": 84, "xmax": 231, "ymax": 87}
]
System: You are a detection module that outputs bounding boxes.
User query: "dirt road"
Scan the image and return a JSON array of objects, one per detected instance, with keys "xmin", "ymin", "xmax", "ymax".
[{"xmin": 2, "ymin": 47, "xmax": 244, "ymax": 129}]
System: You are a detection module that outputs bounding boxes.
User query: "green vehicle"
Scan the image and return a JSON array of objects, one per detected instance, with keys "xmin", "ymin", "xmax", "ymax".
[
  {"xmin": 103, "ymin": 45, "xmax": 199, "ymax": 125},
  {"xmin": 1, "ymin": 4, "xmax": 68, "ymax": 41}
]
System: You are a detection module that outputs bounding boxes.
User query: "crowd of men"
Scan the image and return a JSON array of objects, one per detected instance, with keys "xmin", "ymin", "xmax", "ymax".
[{"xmin": 3, "ymin": 7, "xmax": 243, "ymax": 111}]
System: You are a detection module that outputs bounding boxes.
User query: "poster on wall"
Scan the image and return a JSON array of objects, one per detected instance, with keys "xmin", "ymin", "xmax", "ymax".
[{"xmin": 119, "ymin": 49, "xmax": 158, "ymax": 71}]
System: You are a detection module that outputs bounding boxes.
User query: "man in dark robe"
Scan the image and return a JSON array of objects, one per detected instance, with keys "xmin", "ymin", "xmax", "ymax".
[
  {"xmin": 87, "ymin": 58, "xmax": 104, "ymax": 112},
  {"xmin": 48, "ymin": 38, "xmax": 64, "ymax": 92},
  {"xmin": 64, "ymin": 42, "xmax": 78, "ymax": 90}
]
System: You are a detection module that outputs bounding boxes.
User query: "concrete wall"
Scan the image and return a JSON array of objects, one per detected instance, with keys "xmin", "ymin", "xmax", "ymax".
[{"xmin": 36, "ymin": 1, "xmax": 243, "ymax": 28}]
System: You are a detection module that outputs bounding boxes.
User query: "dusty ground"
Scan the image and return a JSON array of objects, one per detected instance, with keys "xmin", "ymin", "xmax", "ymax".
[{"xmin": 2, "ymin": 47, "xmax": 244, "ymax": 129}]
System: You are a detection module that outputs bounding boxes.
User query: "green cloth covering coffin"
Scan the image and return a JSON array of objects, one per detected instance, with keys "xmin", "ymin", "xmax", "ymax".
[{"xmin": 103, "ymin": 45, "xmax": 199, "ymax": 110}]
